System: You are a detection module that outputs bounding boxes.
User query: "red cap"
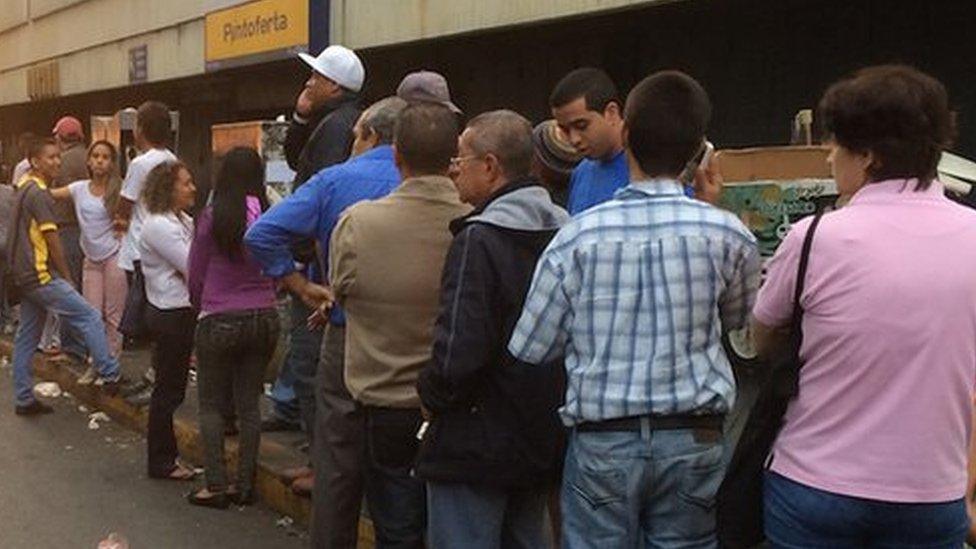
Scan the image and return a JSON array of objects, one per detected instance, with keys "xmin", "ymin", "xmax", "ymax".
[{"xmin": 52, "ymin": 116, "xmax": 84, "ymax": 139}]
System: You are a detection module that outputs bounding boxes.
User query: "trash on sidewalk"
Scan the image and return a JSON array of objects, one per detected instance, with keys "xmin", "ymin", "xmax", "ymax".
[
  {"xmin": 33, "ymin": 382, "xmax": 62, "ymax": 398},
  {"xmin": 0, "ymin": 356, "xmax": 9, "ymax": 369},
  {"xmin": 88, "ymin": 411, "xmax": 111, "ymax": 430},
  {"xmin": 97, "ymin": 533, "xmax": 129, "ymax": 549},
  {"xmin": 275, "ymin": 516, "xmax": 294, "ymax": 528},
  {"xmin": 78, "ymin": 405, "xmax": 90, "ymax": 413}
]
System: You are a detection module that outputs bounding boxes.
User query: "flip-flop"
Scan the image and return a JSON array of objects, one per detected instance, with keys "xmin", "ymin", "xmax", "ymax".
[{"xmin": 166, "ymin": 465, "xmax": 197, "ymax": 481}]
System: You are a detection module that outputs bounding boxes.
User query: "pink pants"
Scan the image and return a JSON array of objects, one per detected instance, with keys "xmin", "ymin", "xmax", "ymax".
[{"xmin": 82, "ymin": 251, "xmax": 128, "ymax": 359}]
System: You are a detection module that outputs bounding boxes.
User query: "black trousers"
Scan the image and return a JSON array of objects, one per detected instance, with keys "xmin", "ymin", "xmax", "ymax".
[{"xmin": 146, "ymin": 305, "xmax": 196, "ymax": 477}]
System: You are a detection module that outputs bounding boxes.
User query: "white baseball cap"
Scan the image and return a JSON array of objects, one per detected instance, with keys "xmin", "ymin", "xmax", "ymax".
[{"xmin": 298, "ymin": 45, "xmax": 365, "ymax": 93}]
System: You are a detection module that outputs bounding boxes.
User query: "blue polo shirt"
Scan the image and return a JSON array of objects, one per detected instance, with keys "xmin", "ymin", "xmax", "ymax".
[
  {"xmin": 566, "ymin": 150, "xmax": 630, "ymax": 215},
  {"xmin": 245, "ymin": 145, "xmax": 401, "ymax": 324}
]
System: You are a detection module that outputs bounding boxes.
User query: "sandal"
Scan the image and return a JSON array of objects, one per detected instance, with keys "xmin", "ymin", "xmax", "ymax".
[
  {"xmin": 187, "ymin": 487, "xmax": 229, "ymax": 509},
  {"xmin": 150, "ymin": 464, "xmax": 197, "ymax": 481}
]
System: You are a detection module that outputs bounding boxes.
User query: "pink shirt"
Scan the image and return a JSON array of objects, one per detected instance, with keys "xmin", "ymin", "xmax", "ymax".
[{"xmin": 754, "ymin": 179, "xmax": 976, "ymax": 503}]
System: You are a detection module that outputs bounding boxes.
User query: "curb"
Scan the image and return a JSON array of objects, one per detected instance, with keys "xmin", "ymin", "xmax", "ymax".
[
  {"xmin": 0, "ymin": 339, "xmax": 377, "ymax": 547},
  {"xmin": 0, "ymin": 340, "xmax": 310, "ymax": 522}
]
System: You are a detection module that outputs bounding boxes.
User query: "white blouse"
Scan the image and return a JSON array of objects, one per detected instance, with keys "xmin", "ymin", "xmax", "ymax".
[{"xmin": 138, "ymin": 211, "xmax": 193, "ymax": 310}]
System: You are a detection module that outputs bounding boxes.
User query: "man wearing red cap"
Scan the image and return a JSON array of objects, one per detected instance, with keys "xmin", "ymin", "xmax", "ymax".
[{"xmin": 43, "ymin": 116, "xmax": 89, "ymax": 363}]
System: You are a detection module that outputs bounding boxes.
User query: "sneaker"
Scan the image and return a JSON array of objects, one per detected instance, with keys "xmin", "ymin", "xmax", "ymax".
[
  {"xmin": 125, "ymin": 385, "xmax": 153, "ymax": 407},
  {"xmin": 15, "ymin": 400, "xmax": 54, "ymax": 416},
  {"xmin": 95, "ymin": 374, "xmax": 123, "ymax": 397},
  {"xmin": 120, "ymin": 379, "xmax": 148, "ymax": 398},
  {"xmin": 77, "ymin": 366, "xmax": 98, "ymax": 386}
]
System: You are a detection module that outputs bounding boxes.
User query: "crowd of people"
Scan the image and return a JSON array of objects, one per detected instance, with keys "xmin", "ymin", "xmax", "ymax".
[{"xmin": 4, "ymin": 39, "xmax": 976, "ymax": 549}]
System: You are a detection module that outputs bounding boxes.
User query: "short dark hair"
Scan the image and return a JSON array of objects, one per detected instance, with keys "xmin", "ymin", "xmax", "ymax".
[
  {"xmin": 394, "ymin": 102, "xmax": 458, "ymax": 174},
  {"xmin": 624, "ymin": 71, "xmax": 711, "ymax": 177},
  {"xmin": 17, "ymin": 132, "xmax": 35, "ymax": 156},
  {"xmin": 137, "ymin": 101, "xmax": 172, "ymax": 146},
  {"xmin": 28, "ymin": 137, "xmax": 58, "ymax": 162},
  {"xmin": 819, "ymin": 64, "xmax": 955, "ymax": 190},
  {"xmin": 466, "ymin": 110, "xmax": 534, "ymax": 179},
  {"xmin": 549, "ymin": 68, "xmax": 621, "ymax": 112}
]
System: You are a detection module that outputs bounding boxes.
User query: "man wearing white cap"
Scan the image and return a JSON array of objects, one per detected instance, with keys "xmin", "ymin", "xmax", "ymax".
[
  {"xmin": 286, "ymin": 44, "xmax": 365, "ymax": 187},
  {"xmin": 268, "ymin": 44, "xmax": 365, "ymax": 499}
]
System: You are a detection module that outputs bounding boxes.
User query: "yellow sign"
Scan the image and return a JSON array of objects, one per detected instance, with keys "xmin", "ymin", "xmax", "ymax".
[{"xmin": 206, "ymin": 0, "xmax": 308, "ymax": 64}]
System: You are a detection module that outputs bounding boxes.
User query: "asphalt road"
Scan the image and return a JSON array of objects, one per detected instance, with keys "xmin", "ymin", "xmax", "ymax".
[{"xmin": 0, "ymin": 363, "xmax": 307, "ymax": 549}]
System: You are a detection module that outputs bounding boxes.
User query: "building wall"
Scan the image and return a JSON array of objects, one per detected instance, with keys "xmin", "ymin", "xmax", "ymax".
[
  {"xmin": 331, "ymin": 0, "xmax": 668, "ymax": 47},
  {"xmin": 0, "ymin": 0, "xmax": 665, "ymax": 107}
]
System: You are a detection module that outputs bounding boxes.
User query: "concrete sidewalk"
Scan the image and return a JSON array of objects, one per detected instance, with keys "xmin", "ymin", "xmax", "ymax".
[{"xmin": 0, "ymin": 337, "xmax": 376, "ymax": 548}]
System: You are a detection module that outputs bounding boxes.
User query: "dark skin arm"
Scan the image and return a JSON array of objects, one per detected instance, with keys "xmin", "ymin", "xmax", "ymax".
[
  {"xmin": 752, "ymin": 317, "xmax": 792, "ymax": 362},
  {"xmin": 114, "ymin": 196, "xmax": 134, "ymax": 233},
  {"xmin": 42, "ymin": 230, "xmax": 73, "ymax": 286}
]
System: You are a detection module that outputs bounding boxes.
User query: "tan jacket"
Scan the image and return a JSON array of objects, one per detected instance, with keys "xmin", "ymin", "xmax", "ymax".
[{"xmin": 330, "ymin": 175, "xmax": 472, "ymax": 408}]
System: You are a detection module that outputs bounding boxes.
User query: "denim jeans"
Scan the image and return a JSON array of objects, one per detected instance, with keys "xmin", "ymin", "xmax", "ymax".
[
  {"xmin": 287, "ymin": 298, "xmax": 323, "ymax": 442},
  {"xmin": 195, "ymin": 309, "xmax": 280, "ymax": 492},
  {"xmin": 427, "ymin": 481, "xmax": 551, "ymax": 549},
  {"xmin": 13, "ymin": 278, "xmax": 121, "ymax": 406},
  {"xmin": 57, "ymin": 225, "xmax": 87, "ymax": 359},
  {"xmin": 763, "ymin": 471, "xmax": 968, "ymax": 548},
  {"xmin": 364, "ymin": 406, "xmax": 426, "ymax": 549},
  {"xmin": 562, "ymin": 427, "xmax": 724, "ymax": 549},
  {"xmin": 145, "ymin": 305, "xmax": 195, "ymax": 476}
]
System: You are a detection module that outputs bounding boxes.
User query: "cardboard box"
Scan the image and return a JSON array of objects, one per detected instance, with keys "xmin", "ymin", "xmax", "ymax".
[
  {"xmin": 717, "ymin": 146, "xmax": 837, "ymax": 258},
  {"xmin": 716, "ymin": 145, "xmax": 831, "ymax": 182}
]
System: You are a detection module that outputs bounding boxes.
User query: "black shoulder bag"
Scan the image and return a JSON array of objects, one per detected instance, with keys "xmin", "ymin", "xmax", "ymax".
[
  {"xmin": 716, "ymin": 211, "xmax": 823, "ymax": 549},
  {"xmin": 2, "ymin": 181, "xmax": 34, "ymax": 307}
]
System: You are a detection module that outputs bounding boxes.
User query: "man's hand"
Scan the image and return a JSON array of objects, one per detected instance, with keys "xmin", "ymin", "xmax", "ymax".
[
  {"xmin": 281, "ymin": 272, "xmax": 334, "ymax": 311},
  {"xmin": 693, "ymin": 159, "xmax": 724, "ymax": 205}
]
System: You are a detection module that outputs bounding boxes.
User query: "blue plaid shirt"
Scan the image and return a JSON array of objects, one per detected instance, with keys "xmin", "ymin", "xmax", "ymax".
[{"xmin": 508, "ymin": 180, "xmax": 761, "ymax": 426}]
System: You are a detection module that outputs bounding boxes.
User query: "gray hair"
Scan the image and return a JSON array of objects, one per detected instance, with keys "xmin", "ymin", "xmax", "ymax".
[
  {"xmin": 360, "ymin": 96, "xmax": 408, "ymax": 145},
  {"xmin": 465, "ymin": 110, "xmax": 534, "ymax": 179}
]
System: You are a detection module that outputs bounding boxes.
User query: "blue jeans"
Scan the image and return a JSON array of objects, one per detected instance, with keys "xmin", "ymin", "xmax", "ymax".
[
  {"xmin": 764, "ymin": 471, "xmax": 968, "ymax": 548},
  {"xmin": 13, "ymin": 278, "xmax": 120, "ymax": 406},
  {"xmin": 58, "ymin": 225, "xmax": 87, "ymax": 359},
  {"xmin": 287, "ymin": 298, "xmax": 323, "ymax": 438},
  {"xmin": 562, "ymin": 427, "xmax": 724, "ymax": 549},
  {"xmin": 427, "ymin": 481, "xmax": 551, "ymax": 549}
]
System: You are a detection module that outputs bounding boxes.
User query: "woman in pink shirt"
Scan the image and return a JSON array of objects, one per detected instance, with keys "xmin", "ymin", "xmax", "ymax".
[{"xmin": 754, "ymin": 65, "xmax": 976, "ymax": 547}]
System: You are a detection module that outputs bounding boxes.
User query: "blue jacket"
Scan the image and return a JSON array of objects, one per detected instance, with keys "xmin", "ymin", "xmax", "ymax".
[{"xmin": 244, "ymin": 145, "xmax": 401, "ymax": 324}]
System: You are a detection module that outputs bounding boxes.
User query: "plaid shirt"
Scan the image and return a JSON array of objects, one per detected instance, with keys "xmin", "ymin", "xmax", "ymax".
[{"xmin": 508, "ymin": 180, "xmax": 761, "ymax": 426}]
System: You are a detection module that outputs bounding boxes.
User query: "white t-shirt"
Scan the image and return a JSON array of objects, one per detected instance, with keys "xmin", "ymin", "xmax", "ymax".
[
  {"xmin": 138, "ymin": 211, "xmax": 193, "ymax": 310},
  {"xmin": 67, "ymin": 180, "xmax": 120, "ymax": 262},
  {"xmin": 118, "ymin": 148, "xmax": 177, "ymax": 271}
]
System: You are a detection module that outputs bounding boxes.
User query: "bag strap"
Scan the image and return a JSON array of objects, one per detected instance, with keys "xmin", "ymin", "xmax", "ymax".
[
  {"xmin": 787, "ymin": 211, "xmax": 824, "ymax": 381},
  {"xmin": 6, "ymin": 180, "xmax": 33, "ymax": 268},
  {"xmin": 790, "ymin": 212, "xmax": 824, "ymax": 324}
]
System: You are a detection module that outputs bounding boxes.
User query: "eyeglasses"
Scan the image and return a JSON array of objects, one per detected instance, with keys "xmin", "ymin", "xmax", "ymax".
[{"xmin": 449, "ymin": 155, "xmax": 484, "ymax": 167}]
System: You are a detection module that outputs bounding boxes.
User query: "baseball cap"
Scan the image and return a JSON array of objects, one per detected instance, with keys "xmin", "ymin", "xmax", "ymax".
[
  {"xmin": 396, "ymin": 71, "xmax": 461, "ymax": 114},
  {"xmin": 298, "ymin": 45, "xmax": 365, "ymax": 93},
  {"xmin": 532, "ymin": 120, "xmax": 583, "ymax": 175},
  {"xmin": 52, "ymin": 116, "xmax": 84, "ymax": 140}
]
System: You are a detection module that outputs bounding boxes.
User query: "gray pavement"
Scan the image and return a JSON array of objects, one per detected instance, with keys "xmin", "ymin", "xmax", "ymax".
[{"xmin": 0, "ymin": 360, "xmax": 307, "ymax": 549}]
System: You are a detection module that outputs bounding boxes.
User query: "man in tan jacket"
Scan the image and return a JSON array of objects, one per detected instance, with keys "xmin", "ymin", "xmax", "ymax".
[{"xmin": 329, "ymin": 102, "xmax": 470, "ymax": 548}]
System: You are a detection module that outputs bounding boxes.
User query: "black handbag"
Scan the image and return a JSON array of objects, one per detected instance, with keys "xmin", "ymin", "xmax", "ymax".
[{"xmin": 716, "ymin": 211, "xmax": 823, "ymax": 549}]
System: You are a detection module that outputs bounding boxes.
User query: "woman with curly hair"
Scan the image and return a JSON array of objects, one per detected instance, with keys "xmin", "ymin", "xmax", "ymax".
[
  {"xmin": 138, "ymin": 160, "xmax": 197, "ymax": 481},
  {"xmin": 754, "ymin": 65, "xmax": 976, "ymax": 547}
]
